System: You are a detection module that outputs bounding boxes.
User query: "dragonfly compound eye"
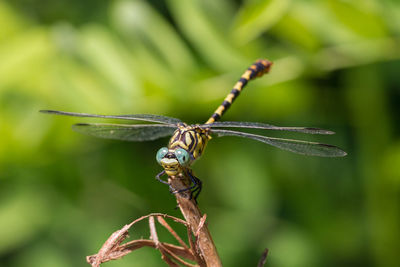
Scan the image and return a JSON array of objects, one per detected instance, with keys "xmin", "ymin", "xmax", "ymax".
[
  {"xmin": 156, "ymin": 147, "xmax": 169, "ymax": 164},
  {"xmin": 175, "ymin": 148, "xmax": 190, "ymax": 166}
]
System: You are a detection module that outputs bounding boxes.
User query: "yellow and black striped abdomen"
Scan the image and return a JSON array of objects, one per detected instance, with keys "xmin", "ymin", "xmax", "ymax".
[
  {"xmin": 205, "ymin": 59, "xmax": 273, "ymax": 125},
  {"xmin": 168, "ymin": 124, "xmax": 211, "ymax": 160}
]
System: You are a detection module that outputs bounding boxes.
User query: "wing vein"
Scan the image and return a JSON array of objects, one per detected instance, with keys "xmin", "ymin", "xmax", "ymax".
[
  {"xmin": 202, "ymin": 121, "xmax": 334, "ymax": 135},
  {"xmin": 72, "ymin": 123, "xmax": 176, "ymax": 141},
  {"xmin": 212, "ymin": 129, "xmax": 346, "ymax": 157},
  {"xmin": 40, "ymin": 110, "xmax": 181, "ymax": 124}
]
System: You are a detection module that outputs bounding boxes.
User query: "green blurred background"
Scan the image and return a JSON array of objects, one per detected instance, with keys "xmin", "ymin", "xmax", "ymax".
[{"xmin": 1, "ymin": 0, "xmax": 399, "ymax": 266}]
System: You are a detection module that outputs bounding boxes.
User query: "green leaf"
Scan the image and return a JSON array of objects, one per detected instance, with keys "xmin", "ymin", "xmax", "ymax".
[
  {"xmin": 233, "ymin": 0, "xmax": 290, "ymax": 44},
  {"xmin": 111, "ymin": 0, "xmax": 197, "ymax": 75},
  {"xmin": 167, "ymin": 0, "xmax": 245, "ymax": 71},
  {"xmin": 327, "ymin": 0, "xmax": 388, "ymax": 38},
  {"xmin": 270, "ymin": 12, "xmax": 322, "ymax": 51}
]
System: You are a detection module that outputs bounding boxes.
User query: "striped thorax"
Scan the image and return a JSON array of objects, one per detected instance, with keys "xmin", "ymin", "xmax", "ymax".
[{"xmin": 157, "ymin": 123, "xmax": 211, "ymax": 176}]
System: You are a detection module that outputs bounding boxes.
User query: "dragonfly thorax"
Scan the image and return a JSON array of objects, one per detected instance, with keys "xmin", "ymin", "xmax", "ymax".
[
  {"xmin": 169, "ymin": 124, "xmax": 211, "ymax": 161},
  {"xmin": 156, "ymin": 124, "xmax": 211, "ymax": 176}
]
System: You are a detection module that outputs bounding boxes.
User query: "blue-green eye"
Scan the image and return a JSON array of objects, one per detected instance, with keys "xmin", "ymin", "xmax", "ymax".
[
  {"xmin": 156, "ymin": 147, "xmax": 169, "ymax": 164},
  {"xmin": 175, "ymin": 148, "xmax": 190, "ymax": 166}
]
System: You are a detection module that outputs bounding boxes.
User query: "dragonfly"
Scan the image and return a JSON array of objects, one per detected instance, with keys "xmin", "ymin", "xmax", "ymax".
[{"xmin": 41, "ymin": 59, "xmax": 346, "ymax": 200}]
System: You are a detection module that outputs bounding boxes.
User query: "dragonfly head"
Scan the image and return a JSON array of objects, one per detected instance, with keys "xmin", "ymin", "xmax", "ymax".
[{"xmin": 156, "ymin": 147, "xmax": 190, "ymax": 176}]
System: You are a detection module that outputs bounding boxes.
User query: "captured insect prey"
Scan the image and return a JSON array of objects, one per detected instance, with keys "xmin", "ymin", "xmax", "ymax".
[{"xmin": 41, "ymin": 59, "xmax": 346, "ymax": 201}]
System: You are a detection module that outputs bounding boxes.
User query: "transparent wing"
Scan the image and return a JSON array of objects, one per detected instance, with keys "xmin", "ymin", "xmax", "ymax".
[
  {"xmin": 40, "ymin": 110, "xmax": 182, "ymax": 124},
  {"xmin": 202, "ymin": 121, "xmax": 334, "ymax": 135},
  {"xmin": 212, "ymin": 129, "xmax": 347, "ymax": 157},
  {"xmin": 72, "ymin": 123, "xmax": 176, "ymax": 141}
]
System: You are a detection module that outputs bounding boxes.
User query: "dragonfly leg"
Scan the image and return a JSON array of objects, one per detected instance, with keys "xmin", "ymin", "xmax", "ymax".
[
  {"xmin": 172, "ymin": 171, "xmax": 202, "ymax": 202},
  {"xmin": 156, "ymin": 170, "xmax": 176, "ymax": 192},
  {"xmin": 156, "ymin": 170, "xmax": 168, "ymax": 184},
  {"xmin": 191, "ymin": 175, "xmax": 202, "ymax": 202},
  {"xmin": 156, "ymin": 170, "xmax": 173, "ymax": 187}
]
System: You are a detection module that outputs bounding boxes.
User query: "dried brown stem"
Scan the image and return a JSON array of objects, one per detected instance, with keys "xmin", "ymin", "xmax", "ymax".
[
  {"xmin": 169, "ymin": 174, "xmax": 222, "ymax": 267},
  {"xmin": 157, "ymin": 216, "xmax": 190, "ymax": 250},
  {"xmin": 86, "ymin": 173, "xmax": 222, "ymax": 266},
  {"xmin": 86, "ymin": 213, "xmax": 202, "ymax": 266},
  {"xmin": 257, "ymin": 248, "xmax": 269, "ymax": 267}
]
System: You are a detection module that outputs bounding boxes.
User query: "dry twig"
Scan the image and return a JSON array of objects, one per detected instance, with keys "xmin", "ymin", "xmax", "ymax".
[
  {"xmin": 87, "ymin": 173, "xmax": 223, "ymax": 266},
  {"xmin": 86, "ymin": 172, "xmax": 268, "ymax": 266},
  {"xmin": 86, "ymin": 213, "xmax": 202, "ymax": 266},
  {"xmin": 168, "ymin": 173, "xmax": 222, "ymax": 267},
  {"xmin": 257, "ymin": 248, "xmax": 269, "ymax": 267}
]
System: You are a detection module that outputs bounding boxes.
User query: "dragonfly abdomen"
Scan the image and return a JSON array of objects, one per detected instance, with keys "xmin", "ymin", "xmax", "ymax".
[{"xmin": 205, "ymin": 59, "xmax": 273, "ymax": 125}]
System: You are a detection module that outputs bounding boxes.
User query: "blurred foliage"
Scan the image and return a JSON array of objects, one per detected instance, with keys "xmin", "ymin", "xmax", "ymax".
[{"xmin": 0, "ymin": 0, "xmax": 399, "ymax": 266}]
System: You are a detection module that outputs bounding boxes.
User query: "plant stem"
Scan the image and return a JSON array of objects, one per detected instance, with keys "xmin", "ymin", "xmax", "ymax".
[{"xmin": 169, "ymin": 174, "xmax": 222, "ymax": 267}]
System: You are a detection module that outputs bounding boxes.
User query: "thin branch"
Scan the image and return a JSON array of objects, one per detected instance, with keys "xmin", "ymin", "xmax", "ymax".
[
  {"xmin": 195, "ymin": 214, "xmax": 207, "ymax": 237},
  {"xmin": 169, "ymin": 174, "xmax": 222, "ymax": 267},
  {"xmin": 86, "ymin": 173, "xmax": 223, "ymax": 267},
  {"xmin": 149, "ymin": 216, "xmax": 160, "ymax": 246},
  {"xmin": 157, "ymin": 216, "xmax": 190, "ymax": 250},
  {"xmin": 150, "ymin": 215, "xmax": 197, "ymax": 267},
  {"xmin": 257, "ymin": 248, "xmax": 269, "ymax": 267},
  {"xmin": 86, "ymin": 213, "xmax": 200, "ymax": 266},
  {"xmin": 159, "ymin": 243, "xmax": 198, "ymax": 267}
]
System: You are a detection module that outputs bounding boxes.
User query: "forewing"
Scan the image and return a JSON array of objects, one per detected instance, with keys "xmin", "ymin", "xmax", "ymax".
[
  {"xmin": 204, "ymin": 121, "xmax": 334, "ymax": 135},
  {"xmin": 40, "ymin": 110, "xmax": 182, "ymax": 124},
  {"xmin": 212, "ymin": 129, "xmax": 346, "ymax": 157},
  {"xmin": 72, "ymin": 123, "xmax": 176, "ymax": 141}
]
